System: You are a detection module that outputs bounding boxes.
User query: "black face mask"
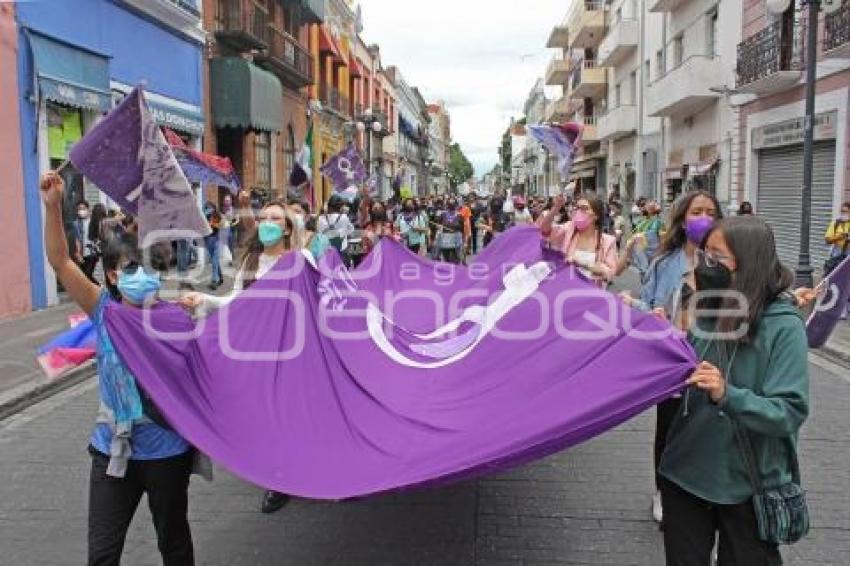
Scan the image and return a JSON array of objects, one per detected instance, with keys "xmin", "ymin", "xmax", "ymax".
[
  {"xmin": 694, "ymin": 255, "xmax": 733, "ymax": 292},
  {"xmin": 371, "ymin": 212, "xmax": 388, "ymax": 223}
]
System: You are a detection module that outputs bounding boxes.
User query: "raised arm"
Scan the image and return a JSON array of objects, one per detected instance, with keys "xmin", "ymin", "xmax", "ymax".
[
  {"xmin": 539, "ymin": 194, "xmax": 566, "ymax": 237},
  {"xmin": 40, "ymin": 172, "xmax": 100, "ymax": 315},
  {"xmin": 236, "ymin": 190, "xmax": 256, "ymax": 243}
]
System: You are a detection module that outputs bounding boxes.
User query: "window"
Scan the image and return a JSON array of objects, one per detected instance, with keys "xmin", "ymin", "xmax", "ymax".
[
  {"xmin": 254, "ymin": 131, "xmax": 271, "ymax": 188},
  {"xmin": 629, "ymin": 71, "xmax": 637, "ymax": 104},
  {"xmin": 284, "ymin": 125, "xmax": 295, "ymax": 179},
  {"xmin": 656, "ymin": 49, "xmax": 665, "ymax": 78},
  {"xmin": 673, "ymin": 35, "xmax": 684, "ymax": 68},
  {"xmin": 645, "ymin": 59, "xmax": 651, "ymax": 82},
  {"xmin": 707, "ymin": 10, "xmax": 718, "ymax": 57},
  {"xmin": 614, "ymin": 83, "xmax": 622, "ymax": 107}
]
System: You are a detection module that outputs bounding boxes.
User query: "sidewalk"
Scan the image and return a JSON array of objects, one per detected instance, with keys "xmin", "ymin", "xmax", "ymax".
[{"xmin": 822, "ymin": 319, "xmax": 850, "ymax": 367}]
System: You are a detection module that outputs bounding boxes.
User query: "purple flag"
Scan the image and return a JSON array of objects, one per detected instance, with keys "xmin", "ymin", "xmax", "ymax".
[
  {"xmin": 807, "ymin": 254, "xmax": 850, "ymax": 348},
  {"xmin": 105, "ymin": 227, "xmax": 696, "ymax": 499},
  {"xmin": 528, "ymin": 123, "xmax": 583, "ymax": 181},
  {"xmin": 69, "ymin": 87, "xmax": 210, "ymax": 243},
  {"xmin": 320, "ymin": 144, "xmax": 367, "ymax": 192}
]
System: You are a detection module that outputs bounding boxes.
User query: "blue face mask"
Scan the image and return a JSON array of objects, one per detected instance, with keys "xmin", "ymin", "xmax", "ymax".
[
  {"xmin": 117, "ymin": 266, "xmax": 161, "ymax": 304},
  {"xmin": 258, "ymin": 221, "xmax": 285, "ymax": 246}
]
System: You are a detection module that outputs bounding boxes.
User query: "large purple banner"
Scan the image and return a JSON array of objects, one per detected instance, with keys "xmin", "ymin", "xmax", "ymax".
[{"xmin": 105, "ymin": 228, "xmax": 696, "ymax": 499}]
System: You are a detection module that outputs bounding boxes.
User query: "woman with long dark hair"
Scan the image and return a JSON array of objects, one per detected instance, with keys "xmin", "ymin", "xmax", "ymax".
[
  {"xmin": 395, "ymin": 198, "xmax": 428, "ymax": 254},
  {"xmin": 437, "ymin": 197, "xmax": 465, "ymax": 264},
  {"xmin": 622, "ymin": 190, "xmax": 722, "ymax": 524},
  {"xmin": 539, "ymin": 193, "xmax": 618, "ymax": 287},
  {"xmin": 661, "ymin": 216, "xmax": 809, "ymax": 564}
]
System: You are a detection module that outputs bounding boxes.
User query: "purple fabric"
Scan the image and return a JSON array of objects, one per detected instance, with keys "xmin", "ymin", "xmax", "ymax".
[
  {"xmin": 175, "ymin": 156, "xmax": 240, "ymax": 193},
  {"xmin": 320, "ymin": 144, "xmax": 367, "ymax": 192},
  {"xmin": 104, "ymin": 227, "xmax": 696, "ymax": 499},
  {"xmin": 69, "ymin": 87, "xmax": 209, "ymax": 243},
  {"xmin": 807, "ymin": 254, "xmax": 850, "ymax": 348}
]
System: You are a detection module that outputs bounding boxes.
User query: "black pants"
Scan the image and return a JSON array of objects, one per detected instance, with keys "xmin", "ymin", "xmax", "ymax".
[
  {"xmin": 406, "ymin": 242, "xmax": 422, "ymax": 255},
  {"xmin": 88, "ymin": 446, "xmax": 194, "ymax": 566},
  {"xmin": 660, "ymin": 477, "xmax": 782, "ymax": 565},
  {"xmin": 654, "ymin": 396, "xmax": 682, "ymax": 489},
  {"xmin": 470, "ymin": 228, "xmax": 479, "ymax": 255},
  {"xmin": 80, "ymin": 254, "xmax": 99, "ymax": 284},
  {"xmin": 441, "ymin": 247, "xmax": 460, "ymax": 264}
]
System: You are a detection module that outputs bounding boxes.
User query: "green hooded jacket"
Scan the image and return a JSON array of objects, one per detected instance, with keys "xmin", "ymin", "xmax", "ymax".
[{"xmin": 659, "ymin": 297, "xmax": 810, "ymax": 504}]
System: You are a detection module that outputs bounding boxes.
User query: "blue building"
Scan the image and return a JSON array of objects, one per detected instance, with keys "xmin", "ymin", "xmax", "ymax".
[{"xmin": 14, "ymin": 0, "xmax": 206, "ymax": 309}]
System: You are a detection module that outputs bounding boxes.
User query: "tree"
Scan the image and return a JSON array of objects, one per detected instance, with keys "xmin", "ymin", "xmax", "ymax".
[{"xmin": 447, "ymin": 143, "xmax": 474, "ymax": 190}]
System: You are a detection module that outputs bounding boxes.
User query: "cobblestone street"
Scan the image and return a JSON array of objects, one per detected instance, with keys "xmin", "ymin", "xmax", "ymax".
[{"xmin": 1, "ymin": 356, "xmax": 847, "ymax": 565}]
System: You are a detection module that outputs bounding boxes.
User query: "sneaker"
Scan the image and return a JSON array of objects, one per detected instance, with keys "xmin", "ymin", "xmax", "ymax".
[
  {"xmin": 260, "ymin": 490, "xmax": 290, "ymax": 514},
  {"xmin": 652, "ymin": 491, "xmax": 663, "ymax": 523}
]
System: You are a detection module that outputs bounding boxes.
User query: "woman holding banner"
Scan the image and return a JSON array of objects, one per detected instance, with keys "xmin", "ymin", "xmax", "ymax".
[{"xmin": 661, "ymin": 216, "xmax": 809, "ymax": 564}]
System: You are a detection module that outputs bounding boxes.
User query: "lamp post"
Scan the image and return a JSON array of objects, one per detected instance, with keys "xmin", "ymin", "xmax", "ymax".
[{"xmin": 796, "ymin": 0, "xmax": 821, "ymax": 288}]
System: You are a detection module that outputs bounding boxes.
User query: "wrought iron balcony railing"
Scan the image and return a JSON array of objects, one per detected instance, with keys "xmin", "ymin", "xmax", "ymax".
[
  {"xmin": 256, "ymin": 26, "xmax": 314, "ymax": 88},
  {"xmin": 736, "ymin": 20, "xmax": 802, "ymax": 88},
  {"xmin": 215, "ymin": 0, "xmax": 269, "ymax": 51},
  {"xmin": 825, "ymin": 0, "xmax": 850, "ymax": 54}
]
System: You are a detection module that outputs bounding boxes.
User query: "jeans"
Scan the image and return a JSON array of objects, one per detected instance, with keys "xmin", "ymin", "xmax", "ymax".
[
  {"xmin": 87, "ymin": 447, "xmax": 194, "ymax": 566},
  {"xmin": 204, "ymin": 235, "xmax": 222, "ymax": 285},
  {"xmin": 660, "ymin": 477, "xmax": 782, "ymax": 565}
]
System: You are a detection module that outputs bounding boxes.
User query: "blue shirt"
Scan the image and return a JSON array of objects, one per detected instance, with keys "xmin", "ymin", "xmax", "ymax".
[
  {"xmin": 90, "ymin": 290, "xmax": 190, "ymax": 460},
  {"xmin": 637, "ymin": 248, "xmax": 691, "ymax": 312}
]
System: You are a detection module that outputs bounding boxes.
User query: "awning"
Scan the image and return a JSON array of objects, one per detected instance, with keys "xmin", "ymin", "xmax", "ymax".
[
  {"xmin": 571, "ymin": 159, "xmax": 597, "ymax": 178},
  {"xmin": 664, "ymin": 165, "xmax": 685, "ymax": 180},
  {"xmin": 27, "ymin": 30, "xmax": 111, "ymax": 112},
  {"xmin": 319, "ymin": 28, "xmax": 345, "ymax": 65},
  {"xmin": 687, "ymin": 158, "xmax": 718, "ymax": 176},
  {"xmin": 349, "ymin": 58, "xmax": 364, "ymax": 78},
  {"xmin": 210, "ymin": 57, "xmax": 283, "ymax": 132}
]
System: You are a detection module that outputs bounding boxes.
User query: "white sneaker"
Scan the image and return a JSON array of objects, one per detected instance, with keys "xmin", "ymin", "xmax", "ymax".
[{"xmin": 652, "ymin": 491, "xmax": 663, "ymax": 523}]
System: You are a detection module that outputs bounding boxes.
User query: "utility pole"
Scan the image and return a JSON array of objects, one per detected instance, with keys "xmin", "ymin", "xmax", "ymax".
[{"xmin": 797, "ymin": 0, "xmax": 820, "ymax": 288}]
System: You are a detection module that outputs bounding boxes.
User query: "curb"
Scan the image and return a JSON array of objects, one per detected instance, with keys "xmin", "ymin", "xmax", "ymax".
[{"xmin": 0, "ymin": 364, "xmax": 95, "ymax": 422}]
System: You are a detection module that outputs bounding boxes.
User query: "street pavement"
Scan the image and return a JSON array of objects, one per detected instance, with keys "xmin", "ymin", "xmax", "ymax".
[{"xmin": 0, "ymin": 354, "xmax": 848, "ymax": 565}]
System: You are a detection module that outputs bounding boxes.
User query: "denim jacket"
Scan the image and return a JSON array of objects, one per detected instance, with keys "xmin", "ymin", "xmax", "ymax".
[{"xmin": 635, "ymin": 248, "xmax": 690, "ymax": 312}]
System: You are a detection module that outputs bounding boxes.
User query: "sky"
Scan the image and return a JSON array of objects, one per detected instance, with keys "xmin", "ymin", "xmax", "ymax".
[{"xmin": 360, "ymin": 0, "xmax": 567, "ymax": 177}]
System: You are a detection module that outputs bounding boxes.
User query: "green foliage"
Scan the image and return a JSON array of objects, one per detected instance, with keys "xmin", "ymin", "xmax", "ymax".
[{"xmin": 448, "ymin": 143, "xmax": 474, "ymax": 189}]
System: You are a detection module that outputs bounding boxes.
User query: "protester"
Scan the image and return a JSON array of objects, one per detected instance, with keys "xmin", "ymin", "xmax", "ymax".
[
  {"xmin": 737, "ymin": 201, "xmax": 754, "ymax": 216},
  {"xmin": 203, "ymin": 201, "xmax": 223, "ymax": 290},
  {"xmin": 395, "ymin": 198, "xmax": 429, "ymax": 255},
  {"xmin": 288, "ymin": 199, "xmax": 331, "ymax": 261},
  {"xmin": 608, "ymin": 201, "xmax": 626, "ymax": 248},
  {"xmin": 363, "ymin": 201, "xmax": 398, "ymax": 255},
  {"xmin": 73, "ymin": 200, "xmax": 100, "ymax": 283},
  {"xmin": 661, "ymin": 216, "xmax": 809, "ymax": 564},
  {"xmin": 437, "ymin": 197, "xmax": 465, "ymax": 264},
  {"xmin": 40, "ymin": 171, "xmax": 196, "ymax": 565},
  {"xmin": 824, "ymin": 202, "xmax": 850, "ymax": 320},
  {"xmin": 539, "ymin": 193, "xmax": 618, "ymax": 286},
  {"xmin": 511, "ymin": 196, "xmax": 534, "ymax": 226},
  {"xmin": 620, "ymin": 190, "xmax": 722, "ymax": 524},
  {"xmin": 318, "ymin": 195, "xmax": 356, "ymax": 263}
]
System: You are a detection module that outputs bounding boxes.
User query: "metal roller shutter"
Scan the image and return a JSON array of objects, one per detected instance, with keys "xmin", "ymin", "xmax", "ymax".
[{"xmin": 756, "ymin": 141, "xmax": 836, "ymax": 272}]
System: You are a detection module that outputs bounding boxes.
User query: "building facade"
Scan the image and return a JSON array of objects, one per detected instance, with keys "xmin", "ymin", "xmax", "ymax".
[
  {"xmin": 386, "ymin": 65, "xmax": 429, "ymax": 197},
  {"xmin": 734, "ymin": 0, "xmax": 850, "ymax": 270},
  {"xmin": 427, "ymin": 101, "xmax": 451, "ymax": 195},
  {"xmin": 15, "ymin": 0, "xmax": 206, "ymax": 309},
  {"xmin": 522, "ymin": 79, "xmax": 549, "ymax": 197},
  {"xmin": 0, "ymin": 2, "xmax": 31, "ymax": 318}
]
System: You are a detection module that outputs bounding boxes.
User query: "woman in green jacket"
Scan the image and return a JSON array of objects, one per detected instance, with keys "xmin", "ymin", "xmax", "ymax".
[{"xmin": 660, "ymin": 216, "xmax": 809, "ymax": 565}]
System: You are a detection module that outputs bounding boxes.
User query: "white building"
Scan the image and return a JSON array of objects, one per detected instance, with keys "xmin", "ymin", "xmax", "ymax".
[{"xmin": 522, "ymin": 79, "xmax": 551, "ymax": 196}]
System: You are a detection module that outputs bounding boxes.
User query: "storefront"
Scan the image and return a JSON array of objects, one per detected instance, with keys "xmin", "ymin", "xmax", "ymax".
[
  {"xmin": 751, "ymin": 111, "xmax": 839, "ymax": 270},
  {"xmin": 16, "ymin": 0, "xmax": 205, "ymax": 308}
]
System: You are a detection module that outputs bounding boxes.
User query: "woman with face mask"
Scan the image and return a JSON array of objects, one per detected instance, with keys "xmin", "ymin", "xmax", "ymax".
[
  {"xmin": 437, "ymin": 198, "xmax": 465, "ymax": 264},
  {"xmin": 363, "ymin": 203, "xmax": 398, "ymax": 255},
  {"xmin": 660, "ymin": 216, "xmax": 809, "ymax": 564},
  {"xmin": 288, "ymin": 199, "xmax": 331, "ymax": 262},
  {"xmin": 395, "ymin": 198, "xmax": 428, "ymax": 255},
  {"xmin": 539, "ymin": 192, "xmax": 618, "ymax": 286},
  {"xmin": 39, "ymin": 172, "xmax": 196, "ymax": 565},
  {"xmin": 620, "ymin": 190, "xmax": 722, "ymax": 525}
]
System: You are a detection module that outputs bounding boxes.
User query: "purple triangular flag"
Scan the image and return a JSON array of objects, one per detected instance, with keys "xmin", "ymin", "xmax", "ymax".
[
  {"xmin": 70, "ymin": 87, "xmax": 210, "ymax": 244},
  {"xmin": 320, "ymin": 144, "xmax": 367, "ymax": 192}
]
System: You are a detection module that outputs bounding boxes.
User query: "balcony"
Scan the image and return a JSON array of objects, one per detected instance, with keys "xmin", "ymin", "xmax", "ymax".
[
  {"xmin": 598, "ymin": 18, "xmax": 638, "ymax": 67},
  {"xmin": 568, "ymin": 1, "xmax": 607, "ymax": 48},
  {"xmin": 320, "ymin": 85, "xmax": 350, "ymax": 117},
  {"xmin": 547, "ymin": 25, "xmax": 570, "ymax": 48},
  {"xmin": 825, "ymin": 0, "xmax": 850, "ymax": 58},
  {"xmin": 579, "ymin": 115, "xmax": 599, "ymax": 144},
  {"xmin": 569, "ymin": 60, "xmax": 607, "ymax": 100},
  {"xmin": 598, "ymin": 104, "xmax": 637, "ymax": 141},
  {"xmin": 545, "ymin": 95, "xmax": 574, "ymax": 122},
  {"xmin": 735, "ymin": 21, "xmax": 802, "ymax": 95},
  {"xmin": 545, "ymin": 56, "xmax": 572, "ymax": 86},
  {"xmin": 255, "ymin": 27, "xmax": 314, "ymax": 89},
  {"xmin": 215, "ymin": 0, "xmax": 269, "ymax": 52},
  {"xmin": 646, "ymin": 56, "xmax": 722, "ymax": 117},
  {"xmin": 649, "ymin": 0, "xmax": 686, "ymax": 13}
]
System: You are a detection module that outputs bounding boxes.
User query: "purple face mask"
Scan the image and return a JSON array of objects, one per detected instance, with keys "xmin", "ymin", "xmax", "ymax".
[{"xmin": 685, "ymin": 216, "xmax": 715, "ymax": 245}]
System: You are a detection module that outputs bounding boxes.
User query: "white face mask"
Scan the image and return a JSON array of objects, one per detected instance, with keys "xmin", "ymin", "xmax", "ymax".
[{"xmin": 78, "ymin": 210, "xmax": 89, "ymax": 219}]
